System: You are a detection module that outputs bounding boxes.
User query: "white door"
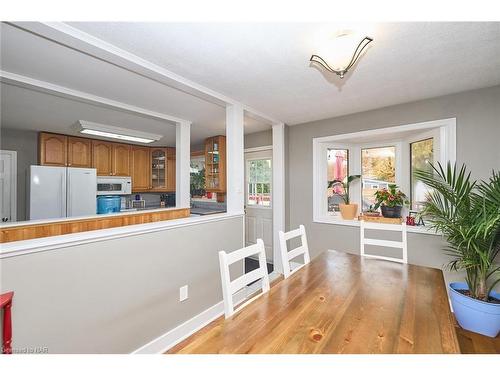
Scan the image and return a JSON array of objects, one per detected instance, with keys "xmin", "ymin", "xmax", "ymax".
[
  {"xmin": 245, "ymin": 150, "xmax": 273, "ymax": 263},
  {"xmin": 0, "ymin": 150, "xmax": 17, "ymax": 223},
  {"xmin": 67, "ymin": 167, "xmax": 97, "ymax": 217}
]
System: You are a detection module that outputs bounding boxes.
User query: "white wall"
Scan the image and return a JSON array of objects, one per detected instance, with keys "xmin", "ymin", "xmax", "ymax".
[
  {"xmin": 0, "ymin": 215, "xmax": 244, "ymax": 353},
  {"xmin": 287, "ymin": 85, "xmax": 500, "ymax": 289}
]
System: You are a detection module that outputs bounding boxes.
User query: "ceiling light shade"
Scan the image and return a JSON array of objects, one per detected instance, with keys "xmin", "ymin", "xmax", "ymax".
[
  {"xmin": 310, "ymin": 31, "xmax": 373, "ymax": 79},
  {"xmin": 77, "ymin": 121, "xmax": 163, "ymax": 144}
]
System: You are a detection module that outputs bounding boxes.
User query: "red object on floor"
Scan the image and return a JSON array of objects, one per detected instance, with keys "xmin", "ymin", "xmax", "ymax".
[{"xmin": 1, "ymin": 291, "xmax": 14, "ymax": 354}]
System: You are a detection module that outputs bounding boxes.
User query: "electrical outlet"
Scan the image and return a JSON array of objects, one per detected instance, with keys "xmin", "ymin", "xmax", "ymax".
[{"xmin": 179, "ymin": 285, "xmax": 188, "ymax": 302}]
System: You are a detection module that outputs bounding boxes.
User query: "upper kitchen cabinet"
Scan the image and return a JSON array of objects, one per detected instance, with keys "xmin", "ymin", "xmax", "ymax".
[
  {"xmin": 112, "ymin": 143, "xmax": 131, "ymax": 176},
  {"xmin": 92, "ymin": 140, "xmax": 130, "ymax": 176},
  {"xmin": 166, "ymin": 148, "xmax": 176, "ymax": 192},
  {"xmin": 150, "ymin": 148, "xmax": 167, "ymax": 191},
  {"xmin": 150, "ymin": 147, "xmax": 176, "ymax": 192},
  {"xmin": 91, "ymin": 140, "xmax": 113, "ymax": 176},
  {"xmin": 67, "ymin": 137, "xmax": 92, "ymax": 168},
  {"xmin": 131, "ymin": 146, "xmax": 151, "ymax": 191},
  {"xmin": 205, "ymin": 135, "xmax": 226, "ymax": 194},
  {"xmin": 39, "ymin": 132, "xmax": 68, "ymax": 166}
]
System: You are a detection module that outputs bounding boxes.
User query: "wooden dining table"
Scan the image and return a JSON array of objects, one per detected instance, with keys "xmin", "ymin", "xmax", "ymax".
[{"xmin": 168, "ymin": 250, "xmax": 461, "ymax": 354}]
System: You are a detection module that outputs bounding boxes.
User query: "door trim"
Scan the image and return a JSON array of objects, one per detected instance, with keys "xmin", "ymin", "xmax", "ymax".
[{"xmin": 0, "ymin": 150, "xmax": 17, "ymax": 222}]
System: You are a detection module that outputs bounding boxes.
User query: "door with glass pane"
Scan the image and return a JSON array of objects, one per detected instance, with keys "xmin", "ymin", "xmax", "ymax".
[{"xmin": 245, "ymin": 150, "xmax": 273, "ymax": 263}]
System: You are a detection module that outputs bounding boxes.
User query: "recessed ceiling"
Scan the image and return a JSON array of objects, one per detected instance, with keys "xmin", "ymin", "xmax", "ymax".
[{"xmin": 66, "ymin": 22, "xmax": 500, "ymax": 125}]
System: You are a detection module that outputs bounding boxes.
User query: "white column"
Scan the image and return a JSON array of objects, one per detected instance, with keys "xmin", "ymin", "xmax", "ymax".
[
  {"xmin": 225, "ymin": 104, "xmax": 245, "ymax": 215},
  {"xmin": 272, "ymin": 122, "xmax": 286, "ymax": 273},
  {"xmin": 176, "ymin": 121, "xmax": 191, "ymax": 208}
]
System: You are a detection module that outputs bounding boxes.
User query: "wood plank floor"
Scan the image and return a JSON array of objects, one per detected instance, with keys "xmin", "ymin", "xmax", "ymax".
[
  {"xmin": 167, "ymin": 251, "xmax": 461, "ymax": 354},
  {"xmin": 455, "ymin": 327, "xmax": 500, "ymax": 354}
]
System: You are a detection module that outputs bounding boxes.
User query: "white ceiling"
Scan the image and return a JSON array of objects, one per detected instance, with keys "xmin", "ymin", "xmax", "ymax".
[
  {"xmin": 1, "ymin": 21, "xmax": 499, "ymax": 143},
  {"xmin": 67, "ymin": 22, "xmax": 500, "ymax": 125},
  {"xmin": 0, "ymin": 22, "xmax": 270, "ymax": 146}
]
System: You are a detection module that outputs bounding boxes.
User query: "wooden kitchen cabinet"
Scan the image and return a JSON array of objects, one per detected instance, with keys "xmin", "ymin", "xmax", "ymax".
[
  {"xmin": 166, "ymin": 148, "xmax": 176, "ymax": 192},
  {"xmin": 131, "ymin": 146, "xmax": 151, "ymax": 191},
  {"xmin": 112, "ymin": 143, "xmax": 131, "ymax": 176},
  {"xmin": 38, "ymin": 131, "xmax": 176, "ymax": 193},
  {"xmin": 150, "ymin": 147, "xmax": 176, "ymax": 192},
  {"xmin": 92, "ymin": 140, "xmax": 130, "ymax": 176},
  {"xmin": 67, "ymin": 137, "xmax": 92, "ymax": 168},
  {"xmin": 39, "ymin": 132, "xmax": 68, "ymax": 166},
  {"xmin": 205, "ymin": 135, "xmax": 226, "ymax": 194},
  {"xmin": 91, "ymin": 140, "xmax": 113, "ymax": 176}
]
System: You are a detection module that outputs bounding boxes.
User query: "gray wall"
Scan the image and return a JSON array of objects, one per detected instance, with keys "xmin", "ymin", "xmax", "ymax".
[
  {"xmin": 244, "ymin": 129, "xmax": 272, "ymax": 149},
  {"xmin": 0, "ymin": 216, "xmax": 244, "ymax": 353},
  {"xmin": 287, "ymin": 85, "xmax": 500, "ymax": 284},
  {"xmin": 0, "ymin": 127, "xmax": 38, "ymax": 221}
]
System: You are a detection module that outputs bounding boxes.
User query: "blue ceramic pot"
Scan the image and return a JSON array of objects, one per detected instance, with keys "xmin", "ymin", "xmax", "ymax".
[{"xmin": 449, "ymin": 282, "xmax": 500, "ymax": 338}]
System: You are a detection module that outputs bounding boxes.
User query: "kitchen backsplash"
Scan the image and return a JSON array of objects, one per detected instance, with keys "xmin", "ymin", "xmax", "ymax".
[{"xmin": 125, "ymin": 193, "xmax": 175, "ymax": 209}]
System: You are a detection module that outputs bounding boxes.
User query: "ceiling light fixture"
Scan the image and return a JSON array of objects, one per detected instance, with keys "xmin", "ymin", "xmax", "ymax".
[
  {"xmin": 77, "ymin": 121, "xmax": 163, "ymax": 144},
  {"xmin": 310, "ymin": 30, "xmax": 373, "ymax": 79}
]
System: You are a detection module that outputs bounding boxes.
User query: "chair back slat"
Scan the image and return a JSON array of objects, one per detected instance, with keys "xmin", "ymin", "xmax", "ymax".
[
  {"xmin": 360, "ymin": 221, "xmax": 408, "ymax": 264},
  {"xmin": 278, "ymin": 225, "xmax": 311, "ymax": 278},
  {"xmin": 219, "ymin": 239, "xmax": 270, "ymax": 318}
]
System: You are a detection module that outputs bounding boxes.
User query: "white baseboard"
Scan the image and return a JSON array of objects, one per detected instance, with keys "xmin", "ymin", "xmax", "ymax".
[
  {"xmin": 132, "ymin": 271, "xmax": 282, "ymax": 354},
  {"xmin": 132, "ymin": 291, "xmax": 245, "ymax": 354}
]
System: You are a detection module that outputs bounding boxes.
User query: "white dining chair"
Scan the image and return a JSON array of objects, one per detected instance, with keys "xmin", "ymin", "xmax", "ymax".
[
  {"xmin": 360, "ymin": 221, "xmax": 408, "ymax": 264},
  {"xmin": 218, "ymin": 239, "xmax": 270, "ymax": 318},
  {"xmin": 278, "ymin": 225, "xmax": 311, "ymax": 278}
]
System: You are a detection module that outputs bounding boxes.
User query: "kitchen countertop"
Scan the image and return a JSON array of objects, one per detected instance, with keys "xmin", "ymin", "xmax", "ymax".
[{"xmin": 189, "ymin": 207, "xmax": 226, "ymax": 216}]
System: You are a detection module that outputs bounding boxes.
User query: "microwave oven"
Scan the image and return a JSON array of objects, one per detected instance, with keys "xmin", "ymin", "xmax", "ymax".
[{"xmin": 96, "ymin": 176, "xmax": 132, "ymax": 195}]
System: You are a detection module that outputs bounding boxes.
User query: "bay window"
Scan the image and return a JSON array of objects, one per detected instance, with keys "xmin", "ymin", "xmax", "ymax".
[{"xmin": 313, "ymin": 118, "xmax": 456, "ymax": 224}]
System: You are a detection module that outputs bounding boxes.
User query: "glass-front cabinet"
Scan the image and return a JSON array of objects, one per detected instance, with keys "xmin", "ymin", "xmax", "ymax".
[
  {"xmin": 150, "ymin": 147, "xmax": 175, "ymax": 192},
  {"xmin": 205, "ymin": 135, "xmax": 226, "ymax": 193}
]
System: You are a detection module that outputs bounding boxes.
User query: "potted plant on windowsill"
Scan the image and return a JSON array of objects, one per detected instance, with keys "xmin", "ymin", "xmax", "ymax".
[
  {"xmin": 363, "ymin": 205, "xmax": 381, "ymax": 217},
  {"xmin": 373, "ymin": 184, "xmax": 408, "ymax": 218},
  {"xmin": 415, "ymin": 162, "xmax": 500, "ymax": 337},
  {"xmin": 328, "ymin": 175, "xmax": 361, "ymax": 220}
]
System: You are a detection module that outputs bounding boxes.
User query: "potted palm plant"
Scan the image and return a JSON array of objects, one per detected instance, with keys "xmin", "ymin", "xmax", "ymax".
[
  {"xmin": 373, "ymin": 184, "xmax": 408, "ymax": 218},
  {"xmin": 328, "ymin": 175, "xmax": 360, "ymax": 220},
  {"xmin": 415, "ymin": 162, "xmax": 500, "ymax": 337}
]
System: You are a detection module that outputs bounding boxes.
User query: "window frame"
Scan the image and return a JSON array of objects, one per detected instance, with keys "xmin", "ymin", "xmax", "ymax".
[
  {"xmin": 245, "ymin": 155, "xmax": 273, "ymax": 210},
  {"xmin": 312, "ymin": 118, "xmax": 456, "ymax": 225}
]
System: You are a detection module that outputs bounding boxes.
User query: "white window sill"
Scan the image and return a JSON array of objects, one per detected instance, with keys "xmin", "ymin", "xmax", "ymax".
[{"xmin": 313, "ymin": 216, "xmax": 440, "ymax": 235}]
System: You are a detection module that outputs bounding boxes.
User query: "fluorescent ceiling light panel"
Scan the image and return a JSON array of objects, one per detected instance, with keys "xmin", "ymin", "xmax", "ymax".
[{"xmin": 78, "ymin": 121, "xmax": 163, "ymax": 144}]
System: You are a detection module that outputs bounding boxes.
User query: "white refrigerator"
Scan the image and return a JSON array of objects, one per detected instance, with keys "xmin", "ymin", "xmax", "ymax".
[{"xmin": 28, "ymin": 166, "xmax": 97, "ymax": 220}]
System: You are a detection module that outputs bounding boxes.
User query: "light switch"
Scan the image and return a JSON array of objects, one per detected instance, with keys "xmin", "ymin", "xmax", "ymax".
[{"xmin": 179, "ymin": 285, "xmax": 188, "ymax": 301}]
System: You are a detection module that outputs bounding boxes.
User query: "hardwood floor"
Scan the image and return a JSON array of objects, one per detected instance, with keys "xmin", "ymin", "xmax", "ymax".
[
  {"xmin": 456, "ymin": 327, "xmax": 500, "ymax": 354},
  {"xmin": 168, "ymin": 251, "xmax": 460, "ymax": 354}
]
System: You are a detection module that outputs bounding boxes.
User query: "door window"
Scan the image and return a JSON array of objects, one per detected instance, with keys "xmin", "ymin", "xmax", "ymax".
[{"xmin": 246, "ymin": 158, "xmax": 272, "ymax": 207}]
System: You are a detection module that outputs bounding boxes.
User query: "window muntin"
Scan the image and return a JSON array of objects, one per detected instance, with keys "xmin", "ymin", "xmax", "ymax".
[
  {"xmin": 327, "ymin": 148, "xmax": 348, "ymax": 213},
  {"xmin": 247, "ymin": 158, "xmax": 272, "ymax": 207},
  {"xmin": 361, "ymin": 146, "xmax": 396, "ymax": 211},
  {"xmin": 410, "ymin": 138, "xmax": 434, "ymax": 211}
]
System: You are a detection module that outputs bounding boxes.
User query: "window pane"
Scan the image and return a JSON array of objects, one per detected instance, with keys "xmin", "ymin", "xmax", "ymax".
[
  {"xmin": 247, "ymin": 158, "xmax": 271, "ymax": 207},
  {"xmin": 361, "ymin": 146, "xmax": 396, "ymax": 211},
  {"xmin": 411, "ymin": 138, "xmax": 434, "ymax": 211},
  {"xmin": 327, "ymin": 149, "xmax": 348, "ymax": 213}
]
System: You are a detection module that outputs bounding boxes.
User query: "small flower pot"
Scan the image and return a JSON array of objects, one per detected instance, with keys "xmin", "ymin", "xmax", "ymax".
[
  {"xmin": 381, "ymin": 205, "xmax": 402, "ymax": 218},
  {"xmin": 449, "ymin": 282, "xmax": 500, "ymax": 338},
  {"xmin": 339, "ymin": 203, "xmax": 358, "ymax": 220},
  {"xmin": 363, "ymin": 212, "xmax": 380, "ymax": 217}
]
